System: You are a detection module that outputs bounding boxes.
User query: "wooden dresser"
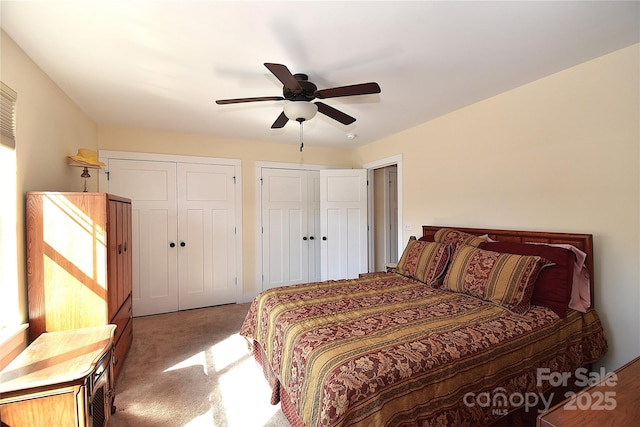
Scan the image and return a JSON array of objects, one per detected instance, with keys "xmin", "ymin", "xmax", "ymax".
[
  {"xmin": 26, "ymin": 192, "xmax": 133, "ymax": 380},
  {"xmin": 0, "ymin": 325, "xmax": 116, "ymax": 427},
  {"xmin": 537, "ymin": 355, "xmax": 640, "ymax": 426}
]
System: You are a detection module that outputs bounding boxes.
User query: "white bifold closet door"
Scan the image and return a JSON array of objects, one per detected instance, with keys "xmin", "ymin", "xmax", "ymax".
[
  {"xmin": 176, "ymin": 163, "xmax": 237, "ymax": 310},
  {"xmin": 106, "ymin": 158, "xmax": 237, "ymax": 316},
  {"xmin": 320, "ymin": 169, "xmax": 368, "ymax": 281},
  {"xmin": 261, "ymin": 168, "xmax": 367, "ymax": 291},
  {"xmin": 261, "ymin": 169, "xmax": 321, "ymax": 290}
]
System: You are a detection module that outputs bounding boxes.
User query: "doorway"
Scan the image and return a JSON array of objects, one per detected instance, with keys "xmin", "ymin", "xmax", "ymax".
[
  {"xmin": 365, "ymin": 154, "xmax": 403, "ymax": 272},
  {"xmin": 373, "ymin": 165, "xmax": 398, "ymax": 271}
]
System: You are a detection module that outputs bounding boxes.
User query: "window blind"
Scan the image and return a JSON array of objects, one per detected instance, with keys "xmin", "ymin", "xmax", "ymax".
[{"xmin": 1, "ymin": 82, "xmax": 17, "ymax": 149}]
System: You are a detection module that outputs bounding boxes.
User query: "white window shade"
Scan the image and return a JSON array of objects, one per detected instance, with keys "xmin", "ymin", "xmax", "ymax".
[{"xmin": 1, "ymin": 82, "xmax": 17, "ymax": 149}]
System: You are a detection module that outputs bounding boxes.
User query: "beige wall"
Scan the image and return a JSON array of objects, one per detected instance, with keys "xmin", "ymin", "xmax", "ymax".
[
  {"xmin": 2, "ymin": 33, "xmax": 99, "ymax": 194},
  {"xmin": 355, "ymin": 44, "xmax": 640, "ymax": 372},
  {"xmin": 4, "ymin": 25, "xmax": 639, "ymax": 373},
  {"xmin": 1, "ymin": 31, "xmax": 99, "ymax": 326}
]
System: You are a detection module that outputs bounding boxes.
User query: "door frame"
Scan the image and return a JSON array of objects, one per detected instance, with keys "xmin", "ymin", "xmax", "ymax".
[
  {"xmin": 364, "ymin": 154, "xmax": 404, "ymax": 270},
  {"xmin": 98, "ymin": 150, "xmax": 243, "ymax": 304}
]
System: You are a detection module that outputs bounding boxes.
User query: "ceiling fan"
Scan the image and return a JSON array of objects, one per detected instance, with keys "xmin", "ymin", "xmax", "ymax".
[{"xmin": 215, "ymin": 63, "xmax": 381, "ymax": 129}]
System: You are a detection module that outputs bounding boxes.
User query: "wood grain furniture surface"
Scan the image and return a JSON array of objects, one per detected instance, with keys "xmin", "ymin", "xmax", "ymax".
[
  {"xmin": 26, "ymin": 192, "xmax": 133, "ymax": 381},
  {"xmin": 537, "ymin": 355, "xmax": 640, "ymax": 427},
  {"xmin": 0, "ymin": 325, "xmax": 116, "ymax": 427}
]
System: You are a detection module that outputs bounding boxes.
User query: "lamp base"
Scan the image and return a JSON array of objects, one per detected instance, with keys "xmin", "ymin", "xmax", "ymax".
[{"xmin": 81, "ymin": 167, "xmax": 91, "ymax": 192}]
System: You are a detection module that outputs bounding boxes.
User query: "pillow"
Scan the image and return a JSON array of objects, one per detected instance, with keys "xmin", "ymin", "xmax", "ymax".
[
  {"xmin": 434, "ymin": 228, "xmax": 486, "ymax": 248},
  {"xmin": 481, "ymin": 241, "xmax": 575, "ymax": 318},
  {"xmin": 539, "ymin": 243, "xmax": 591, "ymax": 313},
  {"xmin": 396, "ymin": 240, "xmax": 452, "ymax": 286},
  {"xmin": 443, "ymin": 245, "xmax": 550, "ymax": 314},
  {"xmin": 569, "ymin": 262, "xmax": 590, "ymax": 313}
]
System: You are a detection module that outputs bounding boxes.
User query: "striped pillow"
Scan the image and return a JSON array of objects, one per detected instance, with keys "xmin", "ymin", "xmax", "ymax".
[
  {"xmin": 396, "ymin": 240, "xmax": 452, "ymax": 286},
  {"xmin": 443, "ymin": 245, "xmax": 549, "ymax": 314},
  {"xmin": 434, "ymin": 228, "xmax": 486, "ymax": 248}
]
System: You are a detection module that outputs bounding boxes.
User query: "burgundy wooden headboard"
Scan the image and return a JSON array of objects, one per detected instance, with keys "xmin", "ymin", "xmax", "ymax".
[{"xmin": 422, "ymin": 225, "xmax": 595, "ymax": 307}]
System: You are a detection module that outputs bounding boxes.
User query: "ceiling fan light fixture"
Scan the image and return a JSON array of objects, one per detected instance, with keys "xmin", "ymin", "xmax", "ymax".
[{"xmin": 284, "ymin": 101, "xmax": 318, "ymax": 122}]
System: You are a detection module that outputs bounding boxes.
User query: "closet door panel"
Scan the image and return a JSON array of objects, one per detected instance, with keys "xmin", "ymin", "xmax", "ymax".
[
  {"xmin": 288, "ymin": 208, "xmax": 305, "ymax": 283},
  {"xmin": 323, "ymin": 207, "xmax": 343, "ymax": 281},
  {"xmin": 177, "ymin": 163, "xmax": 236, "ymax": 309},
  {"xmin": 106, "ymin": 159, "xmax": 178, "ymax": 316},
  {"xmin": 261, "ymin": 169, "xmax": 309, "ymax": 290},
  {"xmin": 182, "ymin": 209, "xmax": 206, "ymax": 299},
  {"xmin": 211, "ymin": 208, "xmax": 234, "ymax": 296},
  {"xmin": 320, "ymin": 169, "xmax": 368, "ymax": 281},
  {"xmin": 307, "ymin": 172, "xmax": 321, "ymax": 283}
]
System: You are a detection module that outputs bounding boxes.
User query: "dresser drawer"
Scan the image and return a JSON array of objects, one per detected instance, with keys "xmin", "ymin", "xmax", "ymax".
[
  {"xmin": 112, "ymin": 318, "xmax": 133, "ymax": 382},
  {"xmin": 111, "ymin": 295, "xmax": 132, "ymax": 343}
]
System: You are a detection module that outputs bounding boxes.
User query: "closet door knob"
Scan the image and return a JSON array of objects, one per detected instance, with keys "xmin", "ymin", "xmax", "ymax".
[
  {"xmin": 322, "ymin": 236, "xmax": 327, "ymax": 241},
  {"xmin": 169, "ymin": 242, "xmax": 176, "ymax": 248},
  {"xmin": 309, "ymin": 236, "xmax": 315, "ymax": 240},
  {"xmin": 180, "ymin": 241, "xmax": 186, "ymax": 247},
  {"xmin": 302, "ymin": 236, "xmax": 308, "ymax": 241}
]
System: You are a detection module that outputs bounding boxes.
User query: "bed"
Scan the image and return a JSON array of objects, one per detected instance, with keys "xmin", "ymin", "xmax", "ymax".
[{"xmin": 240, "ymin": 226, "xmax": 608, "ymax": 427}]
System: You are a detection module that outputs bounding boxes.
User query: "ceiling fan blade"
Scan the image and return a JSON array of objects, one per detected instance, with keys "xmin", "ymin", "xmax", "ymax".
[
  {"xmin": 264, "ymin": 63, "xmax": 302, "ymax": 92},
  {"xmin": 315, "ymin": 102, "xmax": 356, "ymax": 125},
  {"xmin": 216, "ymin": 96, "xmax": 283, "ymax": 105},
  {"xmin": 271, "ymin": 111, "xmax": 289, "ymax": 129},
  {"xmin": 315, "ymin": 82, "xmax": 381, "ymax": 99}
]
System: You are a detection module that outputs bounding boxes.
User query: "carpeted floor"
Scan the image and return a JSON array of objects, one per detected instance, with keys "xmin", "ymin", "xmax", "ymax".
[{"xmin": 109, "ymin": 303, "xmax": 291, "ymax": 427}]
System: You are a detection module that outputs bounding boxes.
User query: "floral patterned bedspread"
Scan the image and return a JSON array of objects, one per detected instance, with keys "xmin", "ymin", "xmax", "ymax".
[{"xmin": 240, "ymin": 273, "xmax": 607, "ymax": 427}]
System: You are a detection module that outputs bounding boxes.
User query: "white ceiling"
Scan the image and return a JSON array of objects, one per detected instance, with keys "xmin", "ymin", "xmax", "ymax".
[{"xmin": 1, "ymin": 1, "xmax": 638, "ymax": 148}]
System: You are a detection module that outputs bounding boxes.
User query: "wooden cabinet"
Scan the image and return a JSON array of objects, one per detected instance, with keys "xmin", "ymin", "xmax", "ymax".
[
  {"xmin": 0, "ymin": 325, "xmax": 116, "ymax": 427},
  {"xmin": 26, "ymin": 192, "xmax": 133, "ymax": 381}
]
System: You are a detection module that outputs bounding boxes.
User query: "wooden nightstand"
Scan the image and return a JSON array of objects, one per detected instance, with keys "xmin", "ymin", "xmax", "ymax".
[
  {"xmin": 0, "ymin": 325, "xmax": 116, "ymax": 427},
  {"xmin": 537, "ymin": 355, "xmax": 640, "ymax": 426}
]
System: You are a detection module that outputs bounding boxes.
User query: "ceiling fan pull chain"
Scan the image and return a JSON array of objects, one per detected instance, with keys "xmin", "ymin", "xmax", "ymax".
[{"xmin": 299, "ymin": 121, "xmax": 304, "ymax": 152}]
